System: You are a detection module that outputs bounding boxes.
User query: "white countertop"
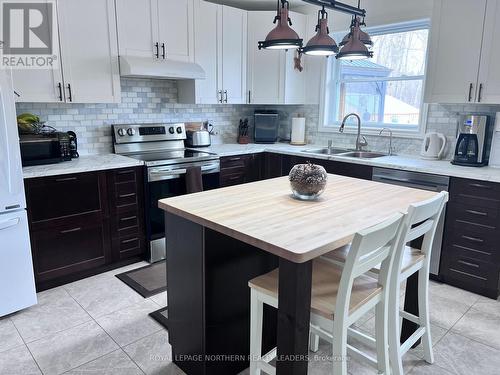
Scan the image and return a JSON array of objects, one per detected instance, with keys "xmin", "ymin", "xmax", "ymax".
[
  {"xmin": 22, "ymin": 154, "xmax": 143, "ymax": 179},
  {"xmin": 22, "ymin": 142, "xmax": 500, "ymax": 183}
]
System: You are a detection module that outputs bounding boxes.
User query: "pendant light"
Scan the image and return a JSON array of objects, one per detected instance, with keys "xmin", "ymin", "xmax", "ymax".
[
  {"xmin": 336, "ymin": 16, "xmax": 373, "ymax": 60},
  {"xmin": 300, "ymin": 7, "xmax": 338, "ymax": 57},
  {"xmin": 258, "ymin": 0, "xmax": 303, "ymax": 51},
  {"xmin": 339, "ymin": 16, "xmax": 373, "ymax": 48}
]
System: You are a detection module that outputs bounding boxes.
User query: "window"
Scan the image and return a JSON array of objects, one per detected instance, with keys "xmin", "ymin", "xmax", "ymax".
[{"xmin": 321, "ymin": 21, "xmax": 430, "ymax": 134}]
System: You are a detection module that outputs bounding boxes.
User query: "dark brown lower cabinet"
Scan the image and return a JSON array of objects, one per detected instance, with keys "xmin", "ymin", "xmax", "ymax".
[
  {"xmin": 220, "ymin": 154, "xmax": 262, "ymax": 187},
  {"xmin": 25, "ymin": 167, "xmax": 146, "ymax": 291},
  {"xmin": 440, "ymin": 177, "xmax": 500, "ymax": 299}
]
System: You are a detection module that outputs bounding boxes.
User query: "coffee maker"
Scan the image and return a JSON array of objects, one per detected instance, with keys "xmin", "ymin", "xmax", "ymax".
[{"xmin": 452, "ymin": 115, "xmax": 490, "ymax": 167}]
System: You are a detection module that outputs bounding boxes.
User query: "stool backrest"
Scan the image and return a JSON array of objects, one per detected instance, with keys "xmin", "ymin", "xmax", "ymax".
[
  {"xmin": 394, "ymin": 191, "xmax": 448, "ymax": 277},
  {"xmin": 335, "ymin": 213, "xmax": 404, "ymax": 319}
]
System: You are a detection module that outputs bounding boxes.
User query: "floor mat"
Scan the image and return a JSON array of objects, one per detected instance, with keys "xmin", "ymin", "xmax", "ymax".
[{"xmin": 116, "ymin": 261, "xmax": 166, "ymax": 298}]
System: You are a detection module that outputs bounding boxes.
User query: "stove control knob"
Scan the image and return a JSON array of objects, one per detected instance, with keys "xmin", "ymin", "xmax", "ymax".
[
  {"xmin": 127, "ymin": 128, "xmax": 136, "ymax": 136},
  {"xmin": 168, "ymin": 127, "xmax": 175, "ymax": 134},
  {"xmin": 176, "ymin": 126, "xmax": 183, "ymax": 134},
  {"xmin": 117, "ymin": 128, "xmax": 126, "ymax": 137}
]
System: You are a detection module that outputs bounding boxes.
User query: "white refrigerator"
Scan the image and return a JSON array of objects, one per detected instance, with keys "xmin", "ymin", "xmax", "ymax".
[{"xmin": 0, "ymin": 68, "xmax": 37, "ymax": 317}]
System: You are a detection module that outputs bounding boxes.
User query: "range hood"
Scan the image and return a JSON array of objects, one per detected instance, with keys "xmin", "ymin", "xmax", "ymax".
[{"xmin": 119, "ymin": 56, "xmax": 205, "ymax": 80}]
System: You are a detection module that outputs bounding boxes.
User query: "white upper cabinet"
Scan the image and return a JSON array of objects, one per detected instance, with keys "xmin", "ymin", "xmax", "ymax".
[
  {"xmin": 247, "ymin": 11, "xmax": 307, "ymax": 105},
  {"xmin": 477, "ymin": 0, "xmax": 500, "ymax": 104},
  {"xmin": 116, "ymin": 0, "xmax": 194, "ymax": 62},
  {"xmin": 12, "ymin": 0, "xmax": 64, "ymax": 103},
  {"xmin": 116, "ymin": 0, "xmax": 157, "ymax": 58},
  {"xmin": 188, "ymin": 1, "xmax": 246, "ymax": 104},
  {"xmin": 221, "ymin": 5, "xmax": 247, "ymax": 104},
  {"xmin": 58, "ymin": 0, "xmax": 120, "ymax": 103},
  {"xmin": 193, "ymin": 0, "xmax": 221, "ymax": 104},
  {"xmin": 247, "ymin": 12, "xmax": 284, "ymax": 104},
  {"xmin": 157, "ymin": 0, "xmax": 194, "ymax": 62},
  {"xmin": 424, "ymin": 0, "xmax": 489, "ymax": 104},
  {"xmin": 14, "ymin": 0, "xmax": 120, "ymax": 103}
]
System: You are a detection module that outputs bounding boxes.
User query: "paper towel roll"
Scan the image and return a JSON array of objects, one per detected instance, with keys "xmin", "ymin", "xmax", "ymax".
[
  {"xmin": 489, "ymin": 112, "xmax": 500, "ymax": 167},
  {"xmin": 291, "ymin": 117, "xmax": 306, "ymax": 145}
]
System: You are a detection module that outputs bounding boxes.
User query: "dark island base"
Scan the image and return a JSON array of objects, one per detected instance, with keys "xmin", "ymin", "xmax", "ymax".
[{"xmin": 165, "ymin": 213, "xmax": 278, "ymax": 375}]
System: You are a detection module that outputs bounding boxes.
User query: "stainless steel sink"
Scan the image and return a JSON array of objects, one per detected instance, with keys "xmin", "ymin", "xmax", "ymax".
[
  {"xmin": 302, "ymin": 148, "xmax": 347, "ymax": 155},
  {"xmin": 338, "ymin": 151, "xmax": 387, "ymax": 159}
]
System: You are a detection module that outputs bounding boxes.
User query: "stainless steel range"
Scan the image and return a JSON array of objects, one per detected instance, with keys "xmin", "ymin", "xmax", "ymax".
[{"xmin": 113, "ymin": 123, "xmax": 220, "ymax": 263}]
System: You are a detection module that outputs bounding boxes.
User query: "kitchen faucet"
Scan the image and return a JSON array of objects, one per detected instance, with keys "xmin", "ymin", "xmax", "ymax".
[
  {"xmin": 339, "ymin": 113, "xmax": 368, "ymax": 151},
  {"xmin": 379, "ymin": 128, "xmax": 394, "ymax": 156}
]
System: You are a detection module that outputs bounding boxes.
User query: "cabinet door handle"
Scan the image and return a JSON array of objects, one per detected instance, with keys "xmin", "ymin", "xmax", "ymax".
[
  {"xmin": 57, "ymin": 82, "xmax": 63, "ymax": 101},
  {"xmin": 468, "ymin": 83, "xmax": 473, "ymax": 102},
  {"xmin": 461, "ymin": 235, "xmax": 484, "ymax": 243},
  {"xmin": 121, "ymin": 237, "xmax": 139, "ymax": 244},
  {"xmin": 161, "ymin": 43, "xmax": 166, "ymax": 59},
  {"xmin": 248, "ymin": 90, "xmax": 251, "ymax": 104},
  {"xmin": 218, "ymin": 90, "xmax": 223, "ymax": 103},
  {"xmin": 119, "ymin": 193, "xmax": 136, "ymax": 198},
  {"xmin": 478, "ymin": 83, "xmax": 483, "ymax": 102},
  {"xmin": 120, "ymin": 215, "xmax": 137, "ymax": 222},
  {"xmin": 117, "ymin": 170, "xmax": 134, "ymax": 175},
  {"xmin": 458, "ymin": 260, "xmax": 480, "ymax": 268},
  {"xmin": 14, "ymin": 90, "xmax": 21, "ymax": 97},
  {"xmin": 469, "ymin": 183, "xmax": 491, "ymax": 189},
  {"xmin": 154, "ymin": 42, "xmax": 159, "ymax": 58},
  {"xmin": 465, "ymin": 209, "xmax": 487, "ymax": 217},
  {"xmin": 61, "ymin": 227, "xmax": 82, "ymax": 234},
  {"xmin": 67, "ymin": 83, "xmax": 73, "ymax": 102},
  {"xmin": 224, "ymin": 90, "xmax": 228, "ymax": 103},
  {"xmin": 55, "ymin": 177, "xmax": 77, "ymax": 182}
]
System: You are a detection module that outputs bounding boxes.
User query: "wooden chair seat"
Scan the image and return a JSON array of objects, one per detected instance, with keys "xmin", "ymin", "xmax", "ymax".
[
  {"xmin": 323, "ymin": 245, "xmax": 425, "ymax": 275},
  {"xmin": 248, "ymin": 258, "xmax": 382, "ymax": 320}
]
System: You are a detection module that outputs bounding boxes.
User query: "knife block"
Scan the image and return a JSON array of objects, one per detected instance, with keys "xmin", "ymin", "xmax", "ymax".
[{"xmin": 238, "ymin": 135, "xmax": 250, "ymax": 144}]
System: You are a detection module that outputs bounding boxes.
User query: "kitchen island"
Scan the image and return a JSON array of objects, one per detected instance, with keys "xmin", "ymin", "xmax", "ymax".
[{"xmin": 159, "ymin": 175, "xmax": 437, "ymax": 375}]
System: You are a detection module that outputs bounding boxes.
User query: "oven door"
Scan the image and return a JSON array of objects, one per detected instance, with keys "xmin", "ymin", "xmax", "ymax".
[{"xmin": 145, "ymin": 161, "xmax": 220, "ymax": 263}]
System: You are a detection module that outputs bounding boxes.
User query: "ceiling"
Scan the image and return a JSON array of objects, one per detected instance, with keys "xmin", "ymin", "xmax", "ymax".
[{"xmin": 205, "ymin": 0, "xmax": 317, "ymax": 12}]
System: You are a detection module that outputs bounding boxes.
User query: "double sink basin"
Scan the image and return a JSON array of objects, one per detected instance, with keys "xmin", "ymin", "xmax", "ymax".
[{"xmin": 302, "ymin": 148, "xmax": 388, "ymax": 159}]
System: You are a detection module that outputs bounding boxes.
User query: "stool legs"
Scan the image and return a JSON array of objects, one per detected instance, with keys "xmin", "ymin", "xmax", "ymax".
[
  {"xmin": 250, "ymin": 289, "xmax": 263, "ymax": 375},
  {"xmin": 418, "ymin": 270, "xmax": 434, "ymax": 364},
  {"xmin": 309, "ymin": 332, "xmax": 320, "ymax": 353},
  {"xmin": 375, "ymin": 301, "xmax": 390, "ymax": 374}
]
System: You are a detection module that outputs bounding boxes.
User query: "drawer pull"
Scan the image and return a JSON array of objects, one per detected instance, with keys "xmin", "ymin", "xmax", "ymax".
[
  {"xmin": 457, "ymin": 260, "xmax": 480, "ymax": 268},
  {"xmin": 60, "ymin": 227, "xmax": 82, "ymax": 234},
  {"xmin": 229, "ymin": 157, "xmax": 242, "ymax": 162},
  {"xmin": 120, "ymin": 215, "xmax": 137, "ymax": 222},
  {"xmin": 465, "ymin": 209, "xmax": 487, "ymax": 216},
  {"xmin": 229, "ymin": 176, "xmax": 242, "ymax": 181},
  {"xmin": 117, "ymin": 170, "xmax": 134, "ymax": 175},
  {"xmin": 55, "ymin": 177, "xmax": 77, "ymax": 182},
  {"xmin": 469, "ymin": 183, "xmax": 491, "ymax": 189},
  {"xmin": 119, "ymin": 193, "xmax": 136, "ymax": 198},
  {"xmin": 121, "ymin": 237, "xmax": 138, "ymax": 244},
  {"xmin": 461, "ymin": 235, "xmax": 484, "ymax": 243},
  {"xmin": 450, "ymin": 268, "xmax": 487, "ymax": 281}
]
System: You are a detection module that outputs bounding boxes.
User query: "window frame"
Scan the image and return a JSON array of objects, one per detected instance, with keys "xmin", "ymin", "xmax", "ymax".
[{"xmin": 318, "ymin": 19, "xmax": 431, "ymax": 138}]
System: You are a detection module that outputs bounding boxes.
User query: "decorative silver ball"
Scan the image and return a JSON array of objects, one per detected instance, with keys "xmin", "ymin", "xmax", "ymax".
[{"xmin": 289, "ymin": 162, "xmax": 328, "ymax": 201}]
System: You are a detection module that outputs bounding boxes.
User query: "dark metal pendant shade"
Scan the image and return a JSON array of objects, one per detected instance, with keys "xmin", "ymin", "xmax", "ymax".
[
  {"xmin": 337, "ymin": 17, "xmax": 373, "ymax": 60},
  {"xmin": 301, "ymin": 10, "xmax": 338, "ymax": 56},
  {"xmin": 258, "ymin": 1, "xmax": 303, "ymax": 50},
  {"xmin": 339, "ymin": 17, "xmax": 373, "ymax": 48}
]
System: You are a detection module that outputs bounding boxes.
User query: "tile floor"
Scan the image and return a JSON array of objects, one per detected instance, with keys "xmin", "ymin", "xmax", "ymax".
[{"xmin": 0, "ymin": 261, "xmax": 499, "ymax": 375}]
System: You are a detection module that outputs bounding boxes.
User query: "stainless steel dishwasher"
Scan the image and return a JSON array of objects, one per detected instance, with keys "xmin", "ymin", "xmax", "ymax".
[{"xmin": 372, "ymin": 167, "xmax": 450, "ymax": 276}]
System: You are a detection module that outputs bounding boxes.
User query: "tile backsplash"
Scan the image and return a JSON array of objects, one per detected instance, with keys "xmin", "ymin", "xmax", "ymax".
[{"xmin": 17, "ymin": 78, "xmax": 500, "ymax": 159}]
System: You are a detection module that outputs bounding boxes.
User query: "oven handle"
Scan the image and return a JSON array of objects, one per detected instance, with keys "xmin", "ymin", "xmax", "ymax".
[{"xmin": 149, "ymin": 163, "xmax": 220, "ymax": 181}]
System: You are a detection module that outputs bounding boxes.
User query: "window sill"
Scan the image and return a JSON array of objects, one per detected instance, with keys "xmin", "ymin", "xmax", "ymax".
[{"xmin": 317, "ymin": 125, "xmax": 425, "ymax": 139}]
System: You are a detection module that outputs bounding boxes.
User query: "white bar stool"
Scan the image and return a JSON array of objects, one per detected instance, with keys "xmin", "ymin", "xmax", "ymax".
[
  {"xmin": 320, "ymin": 191, "xmax": 448, "ymax": 375},
  {"xmin": 248, "ymin": 213, "xmax": 405, "ymax": 375}
]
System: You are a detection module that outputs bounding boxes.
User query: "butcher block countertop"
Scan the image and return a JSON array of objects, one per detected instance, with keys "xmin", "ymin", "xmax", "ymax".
[{"xmin": 159, "ymin": 174, "xmax": 437, "ymax": 263}]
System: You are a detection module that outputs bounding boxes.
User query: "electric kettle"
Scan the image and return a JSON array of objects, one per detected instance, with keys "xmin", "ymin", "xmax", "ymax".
[{"xmin": 421, "ymin": 132, "xmax": 446, "ymax": 160}]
